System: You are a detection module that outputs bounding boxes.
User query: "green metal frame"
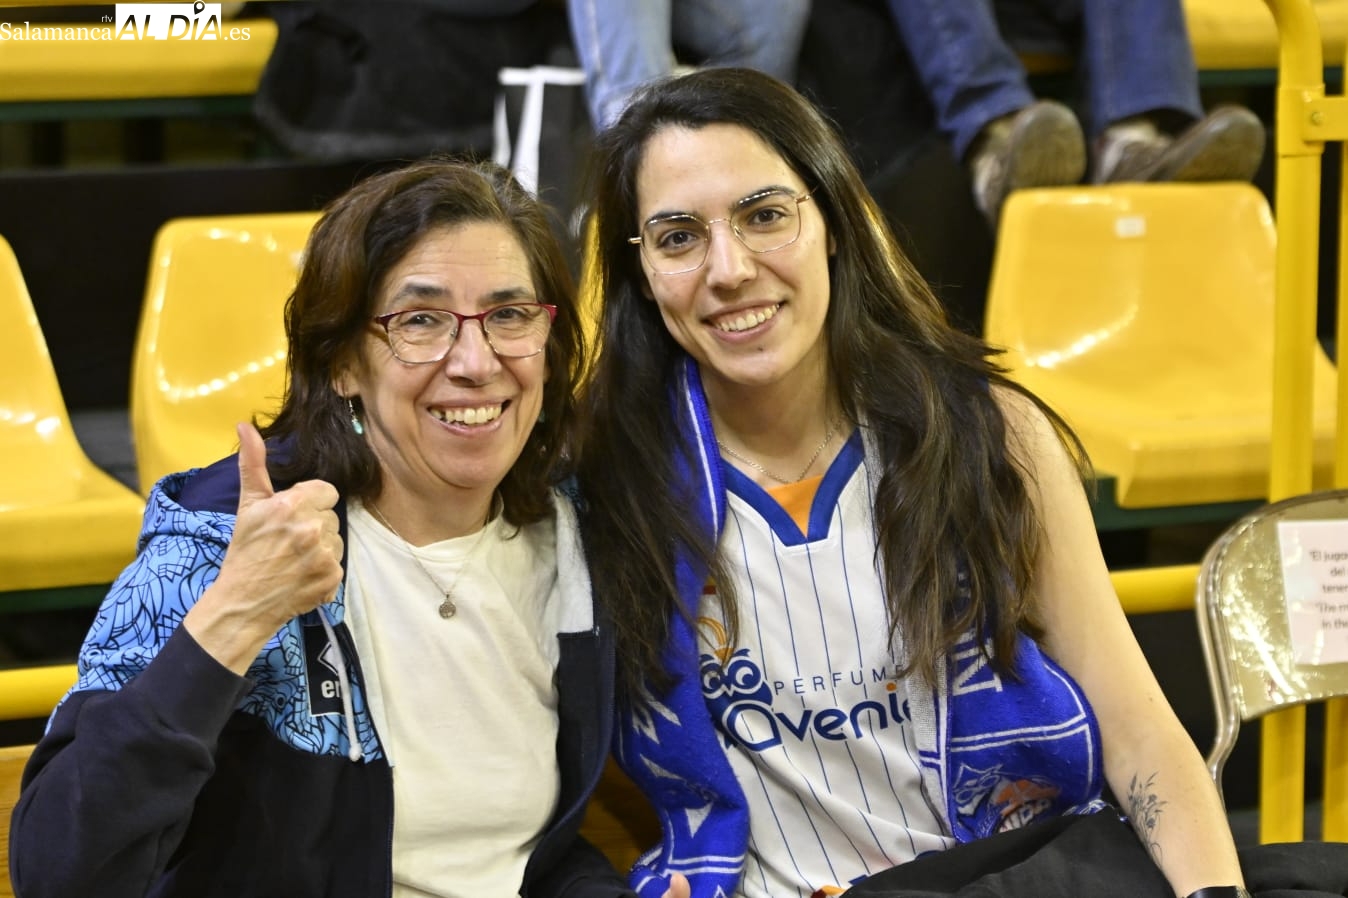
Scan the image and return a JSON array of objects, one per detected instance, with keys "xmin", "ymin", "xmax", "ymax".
[
  {"xmin": 1088, "ymin": 474, "xmax": 1263, "ymax": 532},
  {"xmin": 0, "ymin": 584, "xmax": 111, "ymax": 614},
  {"xmin": 0, "ymin": 94, "xmax": 253, "ymax": 124}
]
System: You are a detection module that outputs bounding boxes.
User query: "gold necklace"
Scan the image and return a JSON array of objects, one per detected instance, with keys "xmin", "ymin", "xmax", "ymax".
[
  {"xmin": 716, "ymin": 417, "xmax": 842, "ymax": 485},
  {"xmin": 366, "ymin": 501, "xmax": 491, "ymax": 619}
]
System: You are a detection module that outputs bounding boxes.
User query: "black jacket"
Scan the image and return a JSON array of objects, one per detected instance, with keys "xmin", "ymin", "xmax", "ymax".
[{"xmin": 10, "ymin": 448, "xmax": 630, "ymax": 898}]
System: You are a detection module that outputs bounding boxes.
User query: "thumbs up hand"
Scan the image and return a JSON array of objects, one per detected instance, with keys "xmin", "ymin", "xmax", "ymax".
[
  {"xmin": 183, "ymin": 422, "xmax": 344, "ymax": 674},
  {"xmin": 228, "ymin": 421, "xmax": 343, "ymax": 615}
]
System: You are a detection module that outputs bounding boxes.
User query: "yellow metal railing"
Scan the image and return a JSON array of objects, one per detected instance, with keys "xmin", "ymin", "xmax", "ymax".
[
  {"xmin": 1111, "ymin": 564, "xmax": 1201, "ymax": 614},
  {"xmin": 0, "ymin": 665, "xmax": 76, "ymax": 725},
  {"xmin": 1264, "ymin": 0, "xmax": 1347, "ymax": 844}
]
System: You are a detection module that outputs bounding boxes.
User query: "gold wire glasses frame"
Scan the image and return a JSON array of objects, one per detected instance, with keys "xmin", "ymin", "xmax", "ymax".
[
  {"xmin": 372, "ymin": 303, "xmax": 558, "ymax": 364},
  {"xmin": 629, "ymin": 189, "xmax": 814, "ymax": 275}
]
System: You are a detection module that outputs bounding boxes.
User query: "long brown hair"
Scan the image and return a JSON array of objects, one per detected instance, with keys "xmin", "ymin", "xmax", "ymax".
[
  {"xmin": 577, "ymin": 68, "xmax": 1086, "ymax": 698},
  {"xmin": 263, "ymin": 157, "xmax": 584, "ymax": 526}
]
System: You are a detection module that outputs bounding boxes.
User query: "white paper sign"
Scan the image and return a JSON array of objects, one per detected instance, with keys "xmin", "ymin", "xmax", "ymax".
[{"xmin": 1276, "ymin": 519, "xmax": 1348, "ymax": 665}]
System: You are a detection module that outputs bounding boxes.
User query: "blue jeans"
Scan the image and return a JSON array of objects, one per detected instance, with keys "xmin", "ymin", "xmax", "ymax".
[
  {"xmin": 568, "ymin": 0, "xmax": 811, "ymax": 129},
  {"xmin": 884, "ymin": 0, "xmax": 1204, "ymax": 159}
]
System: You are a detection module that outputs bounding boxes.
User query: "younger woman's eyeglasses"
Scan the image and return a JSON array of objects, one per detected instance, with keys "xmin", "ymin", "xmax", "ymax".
[{"xmin": 629, "ymin": 188, "xmax": 813, "ymax": 275}]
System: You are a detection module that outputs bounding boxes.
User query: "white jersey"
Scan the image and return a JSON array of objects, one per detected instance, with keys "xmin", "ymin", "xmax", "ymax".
[{"xmin": 698, "ymin": 437, "xmax": 955, "ymax": 898}]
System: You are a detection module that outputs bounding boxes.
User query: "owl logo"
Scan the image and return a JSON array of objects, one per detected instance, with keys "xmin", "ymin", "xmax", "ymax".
[
  {"xmin": 697, "ymin": 618, "xmax": 780, "ymax": 750},
  {"xmin": 698, "ymin": 618, "xmax": 772, "ymax": 706}
]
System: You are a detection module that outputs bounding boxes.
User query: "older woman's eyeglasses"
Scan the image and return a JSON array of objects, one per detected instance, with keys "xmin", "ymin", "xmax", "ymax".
[
  {"xmin": 629, "ymin": 189, "xmax": 813, "ymax": 275},
  {"xmin": 373, "ymin": 303, "xmax": 557, "ymax": 364}
]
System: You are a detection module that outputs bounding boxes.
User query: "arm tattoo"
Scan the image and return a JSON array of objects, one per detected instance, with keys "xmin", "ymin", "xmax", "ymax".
[{"xmin": 1126, "ymin": 772, "xmax": 1168, "ymax": 860}]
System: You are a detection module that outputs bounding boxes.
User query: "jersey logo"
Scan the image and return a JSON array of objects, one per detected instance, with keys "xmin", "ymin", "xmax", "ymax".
[
  {"xmin": 303, "ymin": 623, "xmax": 345, "ymax": 717},
  {"xmin": 697, "ymin": 617, "xmax": 911, "ymax": 752}
]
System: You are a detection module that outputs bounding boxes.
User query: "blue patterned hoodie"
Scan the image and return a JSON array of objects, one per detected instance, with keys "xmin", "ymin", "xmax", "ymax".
[{"xmin": 10, "ymin": 444, "xmax": 631, "ymax": 898}]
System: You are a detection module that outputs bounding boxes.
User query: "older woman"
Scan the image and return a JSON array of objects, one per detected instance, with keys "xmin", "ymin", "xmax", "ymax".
[{"xmin": 11, "ymin": 159, "xmax": 628, "ymax": 898}]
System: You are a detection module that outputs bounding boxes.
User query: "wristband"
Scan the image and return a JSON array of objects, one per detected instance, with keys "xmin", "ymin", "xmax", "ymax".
[{"xmin": 1185, "ymin": 888, "xmax": 1252, "ymax": 898}]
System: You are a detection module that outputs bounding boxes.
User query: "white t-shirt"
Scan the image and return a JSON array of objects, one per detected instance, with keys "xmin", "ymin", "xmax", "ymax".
[
  {"xmin": 344, "ymin": 500, "xmax": 562, "ymax": 898},
  {"xmin": 699, "ymin": 450, "xmax": 955, "ymax": 898}
]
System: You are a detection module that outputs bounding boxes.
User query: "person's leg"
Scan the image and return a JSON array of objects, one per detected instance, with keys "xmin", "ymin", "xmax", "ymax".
[
  {"xmin": 994, "ymin": 0, "xmax": 1076, "ymax": 59},
  {"xmin": 1072, "ymin": 0, "xmax": 1201, "ymax": 137},
  {"xmin": 1069, "ymin": 0, "xmax": 1264, "ymax": 182},
  {"xmin": 883, "ymin": 0, "xmax": 1087, "ymax": 227},
  {"xmin": 884, "ymin": 0, "xmax": 1034, "ymax": 159},
  {"xmin": 670, "ymin": 0, "xmax": 811, "ymax": 86},
  {"xmin": 567, "ymin": 0, "xmax": 676, "ymax": 129}
]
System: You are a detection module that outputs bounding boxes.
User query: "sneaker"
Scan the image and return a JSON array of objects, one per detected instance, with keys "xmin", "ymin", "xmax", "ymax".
[
  {"xmin": 1091, "ymin": 117, "xmax": 1170, "ymax": 183},
  {"xmin": 968, "ymin": 99, "xmax": 1087, "ymax": 226},
  {"xmin": 1095, "ymin": 106, "xmax": 1266, "ymax": 184}
]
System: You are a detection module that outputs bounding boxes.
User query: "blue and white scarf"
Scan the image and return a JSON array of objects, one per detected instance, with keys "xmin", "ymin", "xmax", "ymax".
[{"xmin": 612, "ymin": 357, "xmax": 1107, "ymax": 898}]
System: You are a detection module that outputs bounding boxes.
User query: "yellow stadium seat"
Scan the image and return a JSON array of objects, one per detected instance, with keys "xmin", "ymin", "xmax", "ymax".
[
  {"xmin": 1022, "ymin": 0, "xmax": 1348, "ymax": 75},
  {"xmin": 131, "ymin": 212, "xmax": 319, "ymax": 493},
  {"xmin": 0, "ymin": 235, "xmax": 143, "ymax": 597},
  {"xmin": 0, "ymin": 662, "xmax": 72, "ymax": 898},
  {"xmin": 0, "ymin": 18, "xmax": 276, "ymax": 104},
  {"xmin": 1, "ymin": 743, "xmax": 35, "ymax": 898},
  {"xmin": 1196, "ymin": 489, "xmax": 1348, "ymax": 842},
  {"xmin": 987, "ymin": 183, "xmax": 1337, "ymax": 509},
  {"xmin": 1184, "ymin": 0, "xmax": 1348, "ymax": 71}
]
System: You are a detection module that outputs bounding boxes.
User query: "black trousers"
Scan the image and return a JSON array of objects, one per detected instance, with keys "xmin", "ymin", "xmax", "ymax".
[{"xmin": 846, "ymin": 812, "xmax": 1348, "ymax": 898}]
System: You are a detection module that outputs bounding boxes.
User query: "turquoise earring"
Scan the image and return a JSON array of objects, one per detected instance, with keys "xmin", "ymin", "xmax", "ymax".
[{"xmin": 347, "ymin": 398, "xmax": 364, "ymax": 436}]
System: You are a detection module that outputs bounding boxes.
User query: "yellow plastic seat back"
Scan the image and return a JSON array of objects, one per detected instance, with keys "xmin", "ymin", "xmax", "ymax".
[
  {"xmin": 0, "ymin": 667, "xmax": 79, "ymax": 898},
  {"xmin": 2, "ymin": 742, "xmax": 36, "ymax": 898},
  {"xmin": 0, "ymin": 234, "xmax": 143, "ymax": 591},
  {"xmin": 988, "ymin": 183, "xmax": 1337, "ymax": 508},
  {"xmin": 1196, "ymin": 489, "xmax": 1348, "ymax": 840},
  {"xmin": 1182, "ymin": 0, "xmax": 1348, "ymax": 69},
  {"xmin": 131, "ymin": 212, "xmax": 319, "ymax": 493}
]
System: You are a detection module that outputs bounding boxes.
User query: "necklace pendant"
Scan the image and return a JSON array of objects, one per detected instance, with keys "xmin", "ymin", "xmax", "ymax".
[{"xmin": 438, "ymin": 596, "xmax": 457, "ymax": 619}]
